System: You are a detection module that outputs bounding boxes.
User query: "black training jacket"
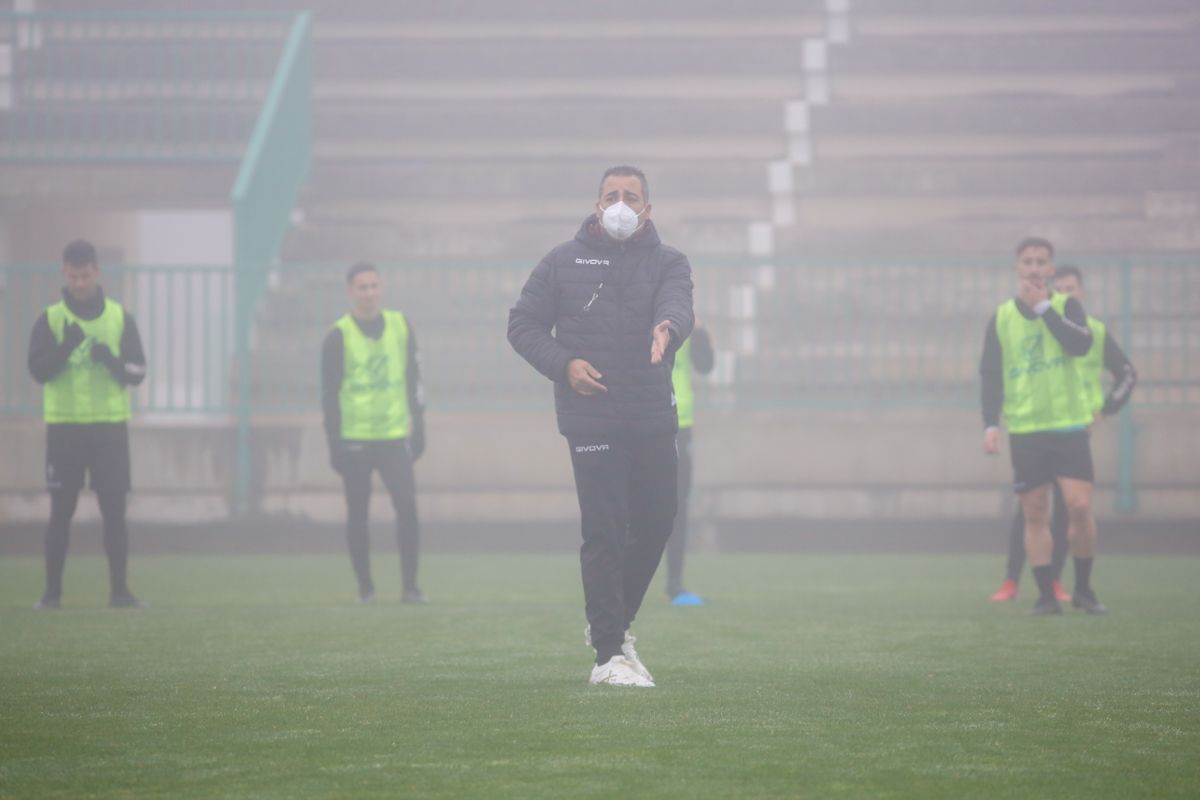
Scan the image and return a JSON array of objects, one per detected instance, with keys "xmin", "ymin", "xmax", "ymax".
[{"xmin": 508, "ymin": 216, "xmax": 694, "ymax": 439}]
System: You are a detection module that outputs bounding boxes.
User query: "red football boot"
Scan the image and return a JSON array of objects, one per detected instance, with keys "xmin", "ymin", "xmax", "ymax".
[
  {"xmin": 1053, "ymin": 579, "xmax": 1072, "ymax": 604},
  {"xmin": 989, "ymin": 579, "xmax": 1018, "ymax": 602}
]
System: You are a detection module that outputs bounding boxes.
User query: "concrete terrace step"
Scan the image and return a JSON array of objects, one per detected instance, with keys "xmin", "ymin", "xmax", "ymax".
[
  {"xmin": 828, "ymin": 72, "xmax": 1188, "ymax": 103},
  {"xmin": 315, "ymin": 75, "xmax": 807, "ymax": 102},
  {"xmin": 793, "ymin": 156, "xmax": 1200, "ymax": 197},
  {"xmin": 813, "ymin": 132, "xmax": 1174, "ymax": 160},
  {"xmin": 796, "ymin": 192, "xmax": 1148, "ymax": 226},
  {"xmin": 851, "ymin": 0, "xmax": 1200, "ymax": 14},
  {"xmin": 300, "ymin": 196, "xmax": 770, "ymax": 226},
  {"xmin": 812, "ymin": 97, "xmax": 1200, "ymax": 139},
  {"xmin": 14, "ymin": 42, "xmax": 283, "ymax": 84},
  {"xmin": 0, "ymin": 106, "xmax": 257, "ymax": 156},
  {"xmin": 0, "ymin": 163, "xmax": 238, "ymax": 204},
  {"xmin": 313, "ymin": 135, "xmax": 787, "ymax": 162},
  {"xmin": 313, "ymin": 98, "xmax": 788, "ymax": 143},
  {"xmin": 39, "ymin": 0, "xmax": 829, "ymax": 20},
  {"xmin": 852, "ymin": 10, "xmax": 1200, "ymax": 38},
  {"xmin": 312, "ymin": 15, "xmax": 825, "ymax": 41},
  {"xmin": 772, "ymin": 217, "xmax": 1200, "ymax": 257},
  {"xmin": 306, "ymin": 159, "xmax": 772, "ymax": 201},
  {"xmin": 831, "ymin": 33, "xmax": 1200, "ymax": 74},
  {"xmin": 280, "ymin": 219, "xmax": 754, "ymax": 261},
  {"xmin": 312, "ymin": 35, "xmax": 812, "ymax": 83}
]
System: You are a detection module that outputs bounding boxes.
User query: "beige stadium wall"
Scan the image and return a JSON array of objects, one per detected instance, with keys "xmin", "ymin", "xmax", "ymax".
[{"xmin": 1, "ymin": 408, "xmax": 1197, "ymax": 527}]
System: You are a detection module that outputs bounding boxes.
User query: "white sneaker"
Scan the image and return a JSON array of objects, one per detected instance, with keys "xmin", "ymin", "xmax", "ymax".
[
  {"xmin": 589, "ymin": 655, "xmax": 655, "ymax": 687},
  {"xmin": 584, "ymin": 625, "xmax": 654, "ymax": 683},
  {"xmin": 620, "ymin": 632, "xmax": 654, "ymax": 683}
]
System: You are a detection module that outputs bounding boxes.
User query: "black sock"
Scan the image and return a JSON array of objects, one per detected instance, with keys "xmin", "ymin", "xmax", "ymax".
[
  {"xmin": 595, "ymin": 645, "xmax": 623, "ymax": 666},
  {"xmin": 1032, "ymin": 565, "xmax": 1056, "ymax": 603},
  {"xmin": 1074, "ymin": 557, "xmax": 1094, "ymax": 596},
  {"xmin": 1005, "ymin": 509, "xmax": 1025, "ymax": 582}
]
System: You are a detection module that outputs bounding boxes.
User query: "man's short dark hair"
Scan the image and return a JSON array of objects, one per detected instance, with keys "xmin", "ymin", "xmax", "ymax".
[
  {"xmin": 1054, "ymin": 264, "xmax": 1083, "ymax": 285},
  {"xmin": 599, "ymin": 165, "xmax": 649, "ymax": 201},
  {"xmin": 345, "ymin": 261, "xmax": 378, "ymax": 285},
  {"xmin": 1015, "ymin": 236, "xmax": 1054, "ymax": 258},
  {"xmin": 62, "ymin": 239, "xmax": 97, "ymax": 267}
]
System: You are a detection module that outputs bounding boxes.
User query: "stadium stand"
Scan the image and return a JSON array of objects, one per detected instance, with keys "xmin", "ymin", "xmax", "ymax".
[{"xmin": 1, "ymin": 0, "xmax": 1197, "ymax": 525}]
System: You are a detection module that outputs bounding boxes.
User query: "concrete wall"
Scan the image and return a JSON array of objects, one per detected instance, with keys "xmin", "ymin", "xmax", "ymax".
[{"xmin": 2, "ymin": 407, "xmax": 1197, "ymax": 527}]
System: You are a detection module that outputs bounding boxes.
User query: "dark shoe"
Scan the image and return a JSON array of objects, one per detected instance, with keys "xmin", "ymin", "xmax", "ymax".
[
  {"xmin": 401, "ymin": 588, "xmax": 428, "ymax": 605},
  {"xmin": 34, "ymin": 595, "xmax": 61, "ymax": 610},
  {"xmin": 109, "ymin": 592, "xmax": 144, "ymax": 609},
  {"xmin": 1028, "ymin": 598, "xmax": 1063, "ymax": 616},
  {"xmin": 1072, "ymin": 591, "xmax": 1108, "ymax": 615}
]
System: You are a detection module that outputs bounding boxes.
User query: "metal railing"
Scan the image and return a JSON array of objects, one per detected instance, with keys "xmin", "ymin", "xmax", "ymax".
[
  {"xmin": 0, "ymin": 264, "xmax": 234, "ymax": 417},
  {"xmin": 5, "ymin": 256, "xmax": 1195, "ymax": 416},
  {"xmin": 230, "ymin": 11, "xmax": 312, "ymax": 512}
]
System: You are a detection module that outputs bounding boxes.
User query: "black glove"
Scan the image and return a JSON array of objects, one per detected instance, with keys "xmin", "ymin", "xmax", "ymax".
[
  {"xmin": 92, "ymin": 342, "xmax": 118, "ymax": 366},
  {"xmin": 408, "ymin": 424, "xmax": 426, "ymax": 462},
  {"xmin": 328, "ymin": 440, "xmax": 348, "ymax": 475},
  {"xmin": 62, "ymin": 322, "xmax": 85, "ymax": 351}
]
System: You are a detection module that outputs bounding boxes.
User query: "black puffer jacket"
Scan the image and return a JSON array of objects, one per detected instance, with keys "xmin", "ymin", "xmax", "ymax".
[{"xmin": 508, "ymin": 216, "xmax": 694, "ymax": 438}]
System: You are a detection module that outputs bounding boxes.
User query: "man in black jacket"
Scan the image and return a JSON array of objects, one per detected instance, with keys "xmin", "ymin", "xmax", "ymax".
[
  {"xmin": 508, "ymin": 165, "xmax": 694, "ymax": 687},
  {"xmin": 26, "ymin": 240, "xmax": 147, "ymax": 609}
]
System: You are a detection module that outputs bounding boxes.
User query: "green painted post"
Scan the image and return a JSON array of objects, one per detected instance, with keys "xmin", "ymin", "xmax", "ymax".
[
  {"xmin": 230, "ymin": 11, "xmax": 312, "ymax": 514},
  {"xmin": 1115, "ymin": 260, "xmax": 1137, "ymax": 512},
  {"xmin": 234, "ymin": 267, "xmax": 253, "ymax": 515}
]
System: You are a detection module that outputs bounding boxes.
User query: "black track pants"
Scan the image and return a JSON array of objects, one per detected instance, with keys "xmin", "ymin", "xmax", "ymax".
[
  {"xmin": 44, "ymin": 488, "xmax": 129, "ymax": 598},
  {"xmin": 568, "ymin": 430, "xmax": 678, "ymax": 658},
  {"xmin": 339, "ymin": 439, "xmax": 420, "ymax": 595}
]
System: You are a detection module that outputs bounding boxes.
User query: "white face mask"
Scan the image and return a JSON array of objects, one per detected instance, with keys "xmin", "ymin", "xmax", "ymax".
[{"xmin": 601, "ymin": 201, "xmax": 643, "ymax": 241}]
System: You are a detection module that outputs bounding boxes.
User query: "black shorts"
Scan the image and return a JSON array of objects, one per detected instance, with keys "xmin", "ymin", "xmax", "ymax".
[
  {"xmin": 45, "ymin": 422, "xmax": 131, "ymax": 495},
  {"xmin": 339, "ymin": 438, "xmax": 414, "ymax": 490},
  {"xmin": 1009, "ymin": 429, "xmax": 1093, "ymax": 494}
]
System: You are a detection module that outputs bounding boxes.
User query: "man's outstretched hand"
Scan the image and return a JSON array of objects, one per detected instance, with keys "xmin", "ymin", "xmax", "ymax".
[{"xmin": 650, "ymin": 320, "xmax": 672, "ymax": 365}]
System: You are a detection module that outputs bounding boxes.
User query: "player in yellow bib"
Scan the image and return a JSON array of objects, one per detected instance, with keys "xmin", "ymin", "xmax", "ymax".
[
  {"xmin": 321, "ymin": 263, "xmax": 426, "ymax": 604},
  {"xmin": 979, "ymin": 237, "xmax": 1107, "ymax": 615},
  {"xmin": 27, "ymin": 240, "xmax": 148, "ymax": 609},
  {"xmin": 988, "ymin": 264, "xmax": 1137, "ymax": 604},
  {"xmin": 662, "ymin": 323, "xmax": 714, "ymax": 605}
]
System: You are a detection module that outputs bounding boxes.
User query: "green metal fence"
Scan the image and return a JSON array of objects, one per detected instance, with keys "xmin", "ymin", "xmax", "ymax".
[
  {"xmin": 1, "ymin": 263, "xmax": 234, "ymax": 416},
  {"xmin": 249, "ymin": 256, "xmax": 1198, "ymax": 412},
  {"xmin": 6, "ymin": 256, "xmax": 1194, "ymax": 417},
  {"xmin": 230, "ymin": 11, "xmax": 312, "ymax": 512}
]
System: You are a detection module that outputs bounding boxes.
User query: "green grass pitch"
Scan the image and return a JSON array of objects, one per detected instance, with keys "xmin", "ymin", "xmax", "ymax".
[{"xmin": 1, "ymin": 553, "xmax": 1198, "ymax": 799}]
